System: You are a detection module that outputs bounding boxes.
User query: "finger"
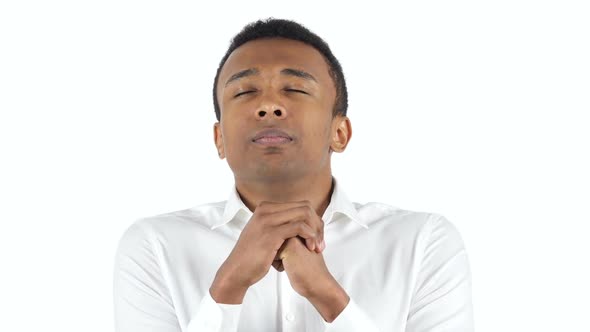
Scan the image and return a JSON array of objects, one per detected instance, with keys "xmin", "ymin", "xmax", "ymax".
[
  {"xmin": 256, "ymin": 202, "xmax": 324, "ymax": 252},
  {"xmin": 255, "ymin": 200, "xmax": 312, "ymax": 215},
  {"xmin": 274, "ymin": 239, "xmax": 289, "ymax": 261},
  {"xmin": 313, "ymin": 227, "xmax": 325, "ymax": 253},
  {"xmin": 267, "ymin": 205, "xmax": 324, "ymax": 242},
  {"xmin": 262, "ymin": 205, "xmax": 313, "ymax": 226},
  {"xmin": 305, "ymin": 237, "xmax": 316, "ymax": 252},
  {"xmin": 273, "ymin": 221, "xmax": 317, "ymax": 244}
]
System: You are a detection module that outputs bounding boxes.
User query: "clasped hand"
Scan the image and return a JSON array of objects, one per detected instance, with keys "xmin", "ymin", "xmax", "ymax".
[{"xmin": 215, "ymin": 200, "xmax": 331, "ymax": 300}]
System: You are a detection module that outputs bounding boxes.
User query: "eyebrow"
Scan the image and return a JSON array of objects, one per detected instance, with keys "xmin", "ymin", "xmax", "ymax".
[
  {"xmin": 280, "ymin": 68, "xmax": 318, "ymax": 83},
  {"xmin": 225, "ymin": 68, "xmax": 259, "ymax": 87},
  {"xmin": 224, "ymin": 68, "xmax": 318, "ymax": 87}
]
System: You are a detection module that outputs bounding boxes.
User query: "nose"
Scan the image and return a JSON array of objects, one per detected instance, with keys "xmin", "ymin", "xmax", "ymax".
[
  {"xmin": 257, "ymin": 108, "xmax": 285, "ymax": 118},
  {"xmin": 255, "ymin": 94, "xmax": 287, "ymax": 120}
]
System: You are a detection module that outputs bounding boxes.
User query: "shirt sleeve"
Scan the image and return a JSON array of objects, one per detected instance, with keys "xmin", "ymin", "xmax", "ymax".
[
  {"xmin": 186, "ymin": 290, "xmax": 242, "ymax": 332},
  {"xmin": 405, "ymin": 215, "xmax": 475, "ymax": 332},
  {"xmin": 114, "ymin": 221, "xmax": 243, "ymax": 332},
  {"xmin": 113, "ymin": 222, "xmax": 181, "ymax": 332},
  {"xmin": 323, "ymin": 296, "xmax": 381, "ymax": 332}
]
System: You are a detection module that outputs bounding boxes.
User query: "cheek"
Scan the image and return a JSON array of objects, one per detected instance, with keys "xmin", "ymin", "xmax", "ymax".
[
  {"xmin": 300, "ymin": 124, "xmax": 332, "ymax": 159},
  {"xmin": 221, "ymin": 125, "xmax": 244, "ymax": 157},
  {"xmin": 310, "ymin": 118, "xmax": 332, "ymax": 143},
  {"xmin": 302, "ymin": 110, "xmax": 331, "ymax": 136}
]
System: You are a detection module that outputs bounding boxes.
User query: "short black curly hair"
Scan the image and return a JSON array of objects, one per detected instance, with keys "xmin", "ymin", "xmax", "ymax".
[{"xmin": 212, "ymin": 18, "xmax": 348, "ymax": 121}]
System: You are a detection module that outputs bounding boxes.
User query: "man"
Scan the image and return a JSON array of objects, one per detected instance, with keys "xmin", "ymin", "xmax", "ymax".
[{"xmin": 113, "ymin": 18, "xmax": 474, "ymax": 332}]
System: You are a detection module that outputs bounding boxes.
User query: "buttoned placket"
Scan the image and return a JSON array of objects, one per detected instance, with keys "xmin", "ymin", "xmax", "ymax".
[{"xmin": 277, "ymin": 269, "xmax": 306, "ymax": 331}]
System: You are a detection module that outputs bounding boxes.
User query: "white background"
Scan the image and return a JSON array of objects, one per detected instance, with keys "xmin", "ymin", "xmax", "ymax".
[{"xmin": 1, "ymin": 1, "xmax": 588, "ymax": 331}]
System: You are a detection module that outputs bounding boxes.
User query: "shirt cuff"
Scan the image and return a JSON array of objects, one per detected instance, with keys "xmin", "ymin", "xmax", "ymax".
[
  {"xmin": 323, "ymin": 297, "xmax": 379, "ymax": 332},
  {"xmin": 187, "ymin": 290, "xmax": 242, "ymax": 332}
]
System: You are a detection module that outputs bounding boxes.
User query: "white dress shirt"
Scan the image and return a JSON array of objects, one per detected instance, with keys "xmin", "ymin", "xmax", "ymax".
[{"xmin": 113, "ymin": 177, "xmax": 474, "ymax": 331}]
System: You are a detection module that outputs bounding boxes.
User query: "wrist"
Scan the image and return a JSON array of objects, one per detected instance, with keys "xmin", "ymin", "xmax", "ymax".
[
  {"xmin": 306, "ymin": 277, "xmax": 350, "ymax": 323},
  {"xmin": 210, "ymin": 264, "xmax": 249, "ymax": 304}
]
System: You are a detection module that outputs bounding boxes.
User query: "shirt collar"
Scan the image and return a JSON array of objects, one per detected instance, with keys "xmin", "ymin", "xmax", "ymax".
[{"xmin": 211, "ymin": 177, "xmax": 367, "ymax": 230}]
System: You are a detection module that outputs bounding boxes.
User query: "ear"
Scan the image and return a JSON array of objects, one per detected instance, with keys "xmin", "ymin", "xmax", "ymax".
[
  {"xmin": 213, "ymin": 122, "xmax": 225, "ymax": 159},
  {"xmin": 330, "ymin": 116, "xmax": 352, "ymax": 153}
]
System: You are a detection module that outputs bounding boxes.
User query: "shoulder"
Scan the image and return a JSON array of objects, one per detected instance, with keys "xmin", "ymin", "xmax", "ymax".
[
  {"xmin": 354, "ymin": 201, "xmax": 465, "ymax": 248},
  {"xmin": 115, "ymin": 201, "xmax": 226, "ymax": 251},
  {"xmin": 354, "ymin": 201, "xmax": 430, "ymax": 230}
]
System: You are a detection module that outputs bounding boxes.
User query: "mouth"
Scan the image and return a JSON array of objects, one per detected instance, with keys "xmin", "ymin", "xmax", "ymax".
[
  {"xmin": 253, "ymin": 136, "xmax": 293, "ymax": 145},
  {"xmin": 251, "ymin": 128, "xmax": 294, "ymax": 146}
]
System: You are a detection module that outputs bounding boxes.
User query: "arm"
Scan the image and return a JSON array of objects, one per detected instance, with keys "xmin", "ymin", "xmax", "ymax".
[
  {"xmin": 405, "ymin": 215, "xmax": 475, "ymax": 332},
  {"xmin": 325, "ymin": 215, "xmax": 474, "ymax": 332},
  {"xmin": 187, "ymin": 291, "xmax": 242, "ymax": 332},
  {"xmin": 278, "ymin": 237, "xmax": 382, "ymax": 331},
  {"xmin": 113, "ymin": 222, "xmax": 242, "ymax": 332},
  {"xmin": 113, "ymin": 222, "xmax": 181, "ymax": 332},
  {"xmin": 322, "ymin": 297, "xmax": 381, "ymax": 332},
  {"xmin": 315, "ymin": 280, "xmax": 381, "ymax": 332},
  {"xmin": 190, "ymin": 201, "xmax": 326, "ymax": 330},
  {"xmin": 186, "ymin": 266, "xmax": 247, "ymax": 331},
  {"xmin": 115, "ymin": 201, "xmax": 325, "ymax": 331}
]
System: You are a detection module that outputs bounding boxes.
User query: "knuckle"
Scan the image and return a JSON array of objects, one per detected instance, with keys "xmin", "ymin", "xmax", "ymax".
[
  {"xmin": 301, "ymin": 222, "xmax": 315, "ymax": 236},
  {"xmin": 297, "ymin": 222, "xmax": 309, "ymax": 234},
  {"xmin": 302, "ymin": 207, "xmax": 312, "ymax": 218}
]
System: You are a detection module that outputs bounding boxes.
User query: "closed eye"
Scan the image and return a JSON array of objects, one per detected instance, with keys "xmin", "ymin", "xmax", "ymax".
[
  {"xmin": 285, "ymin": 88, "xmax": 308, "ymax": 94},
  {"xmin": 234, "ymin": 89, "xmax": 307, "ymax": 98},
  {"xmin": 234, "ymin": 90, "xmax": 255, "ymax": 98}
]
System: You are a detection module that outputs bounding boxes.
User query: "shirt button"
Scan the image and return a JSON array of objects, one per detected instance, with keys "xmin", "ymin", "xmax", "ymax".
[{"xmin": 286, "ymin": 313, "xmax": 295, "ymax": 321}]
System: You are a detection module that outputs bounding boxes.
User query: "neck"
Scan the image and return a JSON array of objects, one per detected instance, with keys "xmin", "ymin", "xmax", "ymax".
[{"xmin": 235, "ymin": 172, "xmax": 335, "ymax": 218}]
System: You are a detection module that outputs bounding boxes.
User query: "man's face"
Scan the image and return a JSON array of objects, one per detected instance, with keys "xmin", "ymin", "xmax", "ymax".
[{"xmin": 214, "ymin": 38, "xmax": 350, "ymax": 182}]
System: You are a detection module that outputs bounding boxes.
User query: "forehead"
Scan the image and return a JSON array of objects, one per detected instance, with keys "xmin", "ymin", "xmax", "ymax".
[{"xmin": 218, "ymin": 38, "xmax": 331, "ymax": 85}]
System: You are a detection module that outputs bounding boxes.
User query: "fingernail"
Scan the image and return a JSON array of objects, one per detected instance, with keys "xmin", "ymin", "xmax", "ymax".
[{"xmin": 321, "ymin": 240, "xmax": 326, "ymax": 251}]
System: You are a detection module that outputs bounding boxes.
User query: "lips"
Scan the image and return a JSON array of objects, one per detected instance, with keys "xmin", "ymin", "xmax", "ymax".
[
  {"xmin": 254, "ymin": 136, "xmax": 292, "ymax": 145},
  {"xmin": 251, "ymin": 128, "xmax": 294, "ymax": 144}
]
